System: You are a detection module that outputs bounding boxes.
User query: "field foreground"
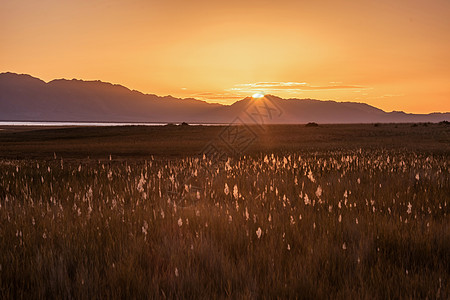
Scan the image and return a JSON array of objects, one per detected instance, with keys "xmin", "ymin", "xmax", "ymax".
[{"xmin": 0, "ymin": 124, "xmax": 449, "ymax": 298}]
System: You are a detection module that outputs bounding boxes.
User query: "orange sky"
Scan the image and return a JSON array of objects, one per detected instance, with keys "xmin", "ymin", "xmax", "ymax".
[{"xmin": 1, "ymin": 0, "xmax": 449, "ymax": 113}]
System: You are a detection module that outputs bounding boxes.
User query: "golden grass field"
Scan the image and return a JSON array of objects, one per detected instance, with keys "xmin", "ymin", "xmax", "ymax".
[{"xmin": 0, "ymin": 123, "xmax": 449, "ymax": 298}]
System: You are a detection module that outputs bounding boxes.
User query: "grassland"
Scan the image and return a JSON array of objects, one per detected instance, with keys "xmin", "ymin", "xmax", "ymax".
[{"xmin": 0, "ymin": 123, "xmax": 449, "ymax": 298}]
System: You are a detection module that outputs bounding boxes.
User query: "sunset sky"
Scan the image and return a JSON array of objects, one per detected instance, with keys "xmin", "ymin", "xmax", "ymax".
[{"xmin": 1, "ymin": 0, "xmax": 449, "ymax": 113}]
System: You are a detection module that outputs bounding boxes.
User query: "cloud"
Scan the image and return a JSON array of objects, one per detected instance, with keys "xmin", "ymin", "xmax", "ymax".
[
  {"xmin": 300, "ymin": 85, "xmax": 366, "ymax": 90},
  {"xmin": 234, "ymin": 82, "xmax": 307, "ymax": 88},
  {"xmin": 228, "ymin": 82, "xmax": 367, "ymax": 92},
  {"xmin": 366, "ymin": 94, "xmax": 405, "ymax": 100},
  {"xmin": 190, "ymin": 81, "xmax": 370, "ymax": 103},
  {"xmin": 190, "ymin": 92, "xmax": 243, "ymax": 100}
]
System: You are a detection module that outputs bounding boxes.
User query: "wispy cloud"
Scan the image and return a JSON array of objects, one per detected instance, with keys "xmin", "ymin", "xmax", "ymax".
[
  {"xmin": 188, "ymin": 81, "xmax": 370, "ymax": 104},
  {"xmin": 190, "ymin": 92, "xmax": 243, "ymax": 101},
  {"xmin": 366, "ymin": 94, "xmax": 405, "ymax": 100},
  {"xmin": 228, "ymin": 82, "xmax": 366, "ymax": 92},
  {"xmin": 233, "ymin": 82, "xmax": 308, "ymax": 88}
]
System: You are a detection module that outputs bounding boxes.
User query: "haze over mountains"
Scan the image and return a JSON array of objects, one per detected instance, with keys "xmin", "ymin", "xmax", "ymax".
[{"xmin": 1, "ymin": 72, "xmax": 449, "ymax": 124}]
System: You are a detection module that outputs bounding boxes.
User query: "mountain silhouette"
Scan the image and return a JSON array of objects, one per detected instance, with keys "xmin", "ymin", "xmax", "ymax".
[{"xmin": 1, "ymin": 72, "xmax": 449, "ymax": 124}]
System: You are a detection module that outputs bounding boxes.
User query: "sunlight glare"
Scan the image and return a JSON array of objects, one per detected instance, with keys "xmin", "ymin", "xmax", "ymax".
[{"xmin": 252, "ymin": 92, "xmax": 265, "ymax": 99}]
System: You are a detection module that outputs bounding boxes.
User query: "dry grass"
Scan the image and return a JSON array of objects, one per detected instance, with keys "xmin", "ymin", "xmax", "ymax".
[{"xmin": 0, "ymin": 148, "xmax": 449, "ymax": 298}]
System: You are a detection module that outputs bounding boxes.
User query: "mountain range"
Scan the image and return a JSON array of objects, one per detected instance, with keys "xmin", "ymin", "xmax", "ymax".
[{"xmin": 1, "ymin": 72, "xmax": 449, "ymax": 124}]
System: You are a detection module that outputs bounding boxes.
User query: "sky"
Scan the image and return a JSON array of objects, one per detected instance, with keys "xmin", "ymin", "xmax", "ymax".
[{"xmin": 1, "ymin": 0, "xmax": 449, "ymax": 113}]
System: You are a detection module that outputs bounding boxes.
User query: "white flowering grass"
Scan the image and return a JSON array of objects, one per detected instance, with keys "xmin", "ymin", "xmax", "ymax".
[{"xmin": 0, "ymin": 149, "xmax": 448, "ymax": 299}]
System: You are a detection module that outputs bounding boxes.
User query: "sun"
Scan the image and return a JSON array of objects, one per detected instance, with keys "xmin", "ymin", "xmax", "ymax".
[{"xmin": 252, "ymin": 92, "xmax": 265, "ymax": 99}]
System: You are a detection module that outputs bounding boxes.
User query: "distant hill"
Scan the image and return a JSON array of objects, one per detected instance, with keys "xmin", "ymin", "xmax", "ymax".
[
  {"xmin": 1, "ymin": 72, "xmax": 449, "ymax": 124},
  {"xmin": 0, "ymin": 72, "xmax": 221, "ymax": 123}
]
